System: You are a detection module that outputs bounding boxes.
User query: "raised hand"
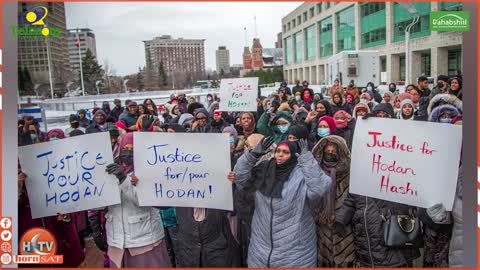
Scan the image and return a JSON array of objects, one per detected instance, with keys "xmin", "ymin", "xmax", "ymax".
[
  {"xmin": 251, "ymin": 136, "xmax": 275, "ymax": 158},
  {"xmin": 106, "ymin": 163, "xmax": 127, "ymax": 184}
]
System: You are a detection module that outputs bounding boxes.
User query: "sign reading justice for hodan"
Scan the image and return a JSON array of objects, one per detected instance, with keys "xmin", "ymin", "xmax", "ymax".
[
  {"xmin": 219, "ymin": 77, "xmax": 259, "ymax": 112},
  {"xmin": 18, "ymin": 133, "xmax": 121, "ymax": 219},
  {"xmin": 349, "ymin": 118, "xmax": 462, "ymax": 211},
  {"xmin": 133, "ymin": 132, "xmax": 233, "ymax": 211}
]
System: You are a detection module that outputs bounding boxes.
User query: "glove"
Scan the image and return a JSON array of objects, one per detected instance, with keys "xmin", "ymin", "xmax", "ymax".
[
  {"xmin": 427, "ymin": 203, "xmax": 451, "ymax": 224},
  {"xmin": 88, "ymin": 211, "xmax": 107, "ymax": 252},
  {"xmin": 296, "ymin": 138, "xmax": 309, "ymax": 157},
  {"xmin": 251, "ymin": 136, "xmax": 274, "ymax": 158},
  {"xmin": 141, "ymin": 115, "xmax": 155, "ymax": 131},
  {"xmin": 106, "ymin": 163, "xmax": 126, "ymax": 184}
]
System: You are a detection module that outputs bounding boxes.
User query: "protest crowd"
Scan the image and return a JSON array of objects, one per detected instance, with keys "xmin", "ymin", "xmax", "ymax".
[{"xmin": 17, "ymin": 72, "xmax": 463, "ymax": 268}]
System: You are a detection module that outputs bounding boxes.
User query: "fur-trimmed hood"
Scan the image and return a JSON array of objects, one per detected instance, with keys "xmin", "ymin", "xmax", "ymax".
[{"xmin": 427, "ymin": 94, "xmax": 463, "ymax": 115}]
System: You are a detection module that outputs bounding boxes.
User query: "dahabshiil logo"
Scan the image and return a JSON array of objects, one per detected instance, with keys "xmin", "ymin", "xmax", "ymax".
[
  {"xmin": 430, "ymin": 11, "xmax": 469, "ymax": 32},
  {"xmin": 11, "ymin": 6, "xmax": 62, "ymax": 39}
]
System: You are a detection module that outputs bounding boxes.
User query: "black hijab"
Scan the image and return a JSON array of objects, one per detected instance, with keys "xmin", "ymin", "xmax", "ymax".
[{"xmin": 252, "ymin": 141, "xmax": 299, "ymax": 198}]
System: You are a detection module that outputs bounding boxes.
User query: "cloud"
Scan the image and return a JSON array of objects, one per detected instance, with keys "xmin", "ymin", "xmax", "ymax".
[{"xmin": 65, "ymin": 2, "xmax": 300, "ymax": 76}]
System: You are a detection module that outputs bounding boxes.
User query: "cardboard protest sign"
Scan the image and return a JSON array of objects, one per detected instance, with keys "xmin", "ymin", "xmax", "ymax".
[
  {"xmin": 18, "ymin": 132, "xmax": 121, "ymax": 219},
  {"xmin": 350, "ymin": 118, "xmax": 462, "ymax": 211},
  {"xmin": 219, "ymin": 77, "xmax": 259, "ymax": 112},
  {"xmin": 134, "ymin": 132, "xmax": 233, "ymax": 211}
]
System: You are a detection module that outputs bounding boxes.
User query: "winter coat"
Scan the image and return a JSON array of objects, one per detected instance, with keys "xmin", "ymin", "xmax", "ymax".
[
  {"xmin": 120, "ymin": 112, "xmax": 139, "ymax": 128},
  {"xmin": 79, "ymin": 118, "xmax": 92, "ymax": 129},
  {"xmin": 110, "ymin": 106, "xmax": 124, "ymax": 122},
  {"xmin": 86, "ymin": 122, "xmax": 106, "ymax": 133},
  {"xmin": 65, "ymin": 127, "xmax": 86, "ymax": 137},
  {"xmin": 175, "ymin": 208, "xmax": 240, "ymax": 267},
  {"xmin": 18, "ymin": 188, "xmax": 85, "ymax": 267},
  {"xmin": 312, "ymin": 136, "xmax": 356, "ymax": 267},
  {"xmin": 105, "ymin": 172, "xmax": 165, "ymax": 249},
  {"xmin": 332, "ymin": 120, "xmax": 355, "ymax": 151},
  {"xmin": 257, "ymin": 111, "xmax": 293, "ymax": 145},
  {"xmin": 449, "ymin": 165, "xmax": 463, "ymax": 267},
  {"xmin": 345, "ymin": 86, "xmax": 360, "ymax": 104},
  {"xmin": 234, "ymin": 151, "xmax": 332, "ymax": 267},
  {"xmin": 430, "ymin": 85, "xmax": 451, "ymax": 99},
  {"xmin": 336, "ymin": 195, "xmax": 420, "ymax": 267},
  {"xmin": 210, "ymin": 119, "xmax": 230, "ymax": 133}
]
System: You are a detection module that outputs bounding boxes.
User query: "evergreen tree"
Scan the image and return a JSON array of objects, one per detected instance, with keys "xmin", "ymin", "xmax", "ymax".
[
  {"xmin": 81, "ymin": 49, "xmax": 104, "ymax": 95},
  {"xmin": 136, "ymin": 71, "xmax": 144, "ymax": 91},
  {"xmin": 158, "ymin": 62, "xmax": 168, "ymax": 88}
]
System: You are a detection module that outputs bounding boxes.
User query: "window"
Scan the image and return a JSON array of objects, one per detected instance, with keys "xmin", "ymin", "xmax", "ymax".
[
  {"xmin": 303, "ymin": 12, "xmax": 307, "ymax": 22},
  {"xmin": 288, "ymin": 22, "xmax": 291, "ymax": 30},
  {"xmin": 319, "ymin": 16, "xmax": 333, "ymax": 57},
  {"xmin": 305, "ymin": 24, "xmax": 316, "ymax": 60},
  {"xmin": 399, "ymin": 55, "xmax": 406, "ymax": 80},
  {"xmin": 285, "ymin": 36, "xmax": 293, "ymax": 64},
  {"xmin": 361, "ymin": 28, "xmax": 386, "ymax": 47},
  {"xmin": 361, "ymin": 3, "xmax": 386, "ymax": 17},
  {"xmin": 336, "ymin": 5, "xmax": 356, "ymax": 53},
  {"xmin": 294, "ymin": 31, "xmax": 303, "ymax": 63},
  {"xmin": 393, "ymin": 3, "xmax": 431, "ymax": 42},
  {"xmin": 297, "ymin": 16, "xmax": 301, "ymax": 25},
  {"xmin": 441, "ymin": 2, "xmax": 463, "ymax": 11},
  {"xmin": 317, "ymin": 3, "xmax": 322, "ymax": 14},
  {"xmin": 293, "ymin": 19, "xmax": 296, "ymax": 28},
  {"xmin": 310, "ymin": 7, "xmax": 314, "ymax": 18},
  {"xmin": 325, "ymin": 2, "xmax": 331, "ymax": 9},
  {"xmin": 420, "ymin": 53, "xmax": 431, "ymax": 76},
  {"xmin": 448, "ymin": 49, "xmax": 462, "ymax": 76},
  {"xmin": 283, "ymin": 25, "xmax": 286, "ymax": 32}
]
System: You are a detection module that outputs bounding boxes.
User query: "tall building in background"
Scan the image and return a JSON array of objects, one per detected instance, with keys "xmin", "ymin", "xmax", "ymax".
[
  {"xmin": 281, "ymin": 2, "xmax": 463, "ymax": 85},
  {"xmin": 67, "ymin": 28, "xmax": 97, "ymax": 80},
  {"xmin": 275, "ymin": 32, "xmax": 283, "ymax": 48},
  {"xmin": 251, "ymin": 38, "xmax": 264, "ymax": 69},
  {"xmin": 215, "ymin": 46, "xmax": 230, "ymax": 73},
  {"xmin": 242, "ymin": 47, "xmax": 252, "ymax": 70},
  {"xmin": 17, "ymin": 2, "xmax": 70, "ymax": 96},
  {"xmin": 144, "ymin": 35, "xmax": 205, "ymax": 88}
]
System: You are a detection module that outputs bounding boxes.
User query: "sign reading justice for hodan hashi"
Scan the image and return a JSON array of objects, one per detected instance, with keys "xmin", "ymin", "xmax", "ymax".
[
  {"xmin": 349, "ymin": 118, "xmax": 462, "ymax": 211},
  {"xmin": 219, "ymin": 77, "xmax": 259, "ymax": 112},
  {"xmin": 18, "ymin": 133, "xmax": 121, "ymax": 219},
  {"xmin": 133, "ymin": 132, "xmax": 233, "ymax": 211}
]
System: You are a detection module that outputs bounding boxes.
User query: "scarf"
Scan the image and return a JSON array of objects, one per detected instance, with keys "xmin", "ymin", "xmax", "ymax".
[
  {"xmin": 303, "ymin": 96, "xmax": 312, "ymax": 103},
  {"xmin": 252, "ymin": 141, "xmax": 298, "ymax": 198},
  {"xmin": 318, "ymin": 160, "xmax": 337, "ymax": 224},
  {"xmin": 241, "ymin": 112, "xmax": 256, "ymax": 138}
]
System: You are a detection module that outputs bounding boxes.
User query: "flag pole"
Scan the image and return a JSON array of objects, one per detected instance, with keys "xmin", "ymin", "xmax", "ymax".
[
  {"xmin": 45, "ymin": 27, "xmax": 55, "ymax": 99},
  {"xmin": 77, "ymin": 28, "xmax": 86, "ymax": 96}
]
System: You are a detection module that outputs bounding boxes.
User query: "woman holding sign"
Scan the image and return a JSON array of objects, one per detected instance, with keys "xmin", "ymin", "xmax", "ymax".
[
  {"xmin": 233, "ymin": 137, "xmax": 332, "ymax": 267},
  {"xmin": 104, "ymin": 133, "xmax": 170, "ymax": 268}
]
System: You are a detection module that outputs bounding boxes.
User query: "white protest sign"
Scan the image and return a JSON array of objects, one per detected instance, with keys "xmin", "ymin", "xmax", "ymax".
[
  {"xmin": 134, "ymin": 132, "xmax": 233, "ymax": 211},
  {"xmin": 350, "ymin": 118, "xmax": 462, "ymax": 211},
  {"xmin": 219, "ymin": 77, "xmax": 259, "ymax": 112},
  {"xmin": 18, "ymin": 132, "xmax": 121, "ymax": 219}
]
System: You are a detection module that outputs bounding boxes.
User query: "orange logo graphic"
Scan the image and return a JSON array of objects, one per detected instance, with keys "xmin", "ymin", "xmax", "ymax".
[{"xmin": 16, "ymin": 228, "xmax": 63, "ymax": 264}]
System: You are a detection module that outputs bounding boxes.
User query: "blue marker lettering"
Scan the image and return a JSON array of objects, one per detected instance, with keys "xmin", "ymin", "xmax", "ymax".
[
  {"xmin": 71, "ymin": 187, "xmax": 80, "ymax": 202},
  {"xmin": 81, "ymin": 151, "xmax": 95, "ymax": 171},
  {"xmin": 57, "ymin": 175, "xmax": 67, "ymax": 187},
  {"xmin": 84, "ymin": 186, "xmax": 92, "ymax": 198},
  {"xmin": 37, "ymin": 150, "xmax": 53, "ymax": 176},
  {"xmin": 155, "ymin": 183, "xmax": 163, "ymax": 198},
  {"xmin": 45, "ymin": 192, "xmax": 57, "ymax": 207},
  {"xmin": 93, "ymin": 183, "xmax": 105, "ymax": 196},
  {"xmin": 96, "ymin": 153, "xmax": 106, "ymax": 166},
  {"xmin": 82, "ymin": 171, "xmax": 94, "ymax": 186},
  {"xmin": 47, "ymin": 174, "xmax": 55, "ymax": 189},
  {"xmin": 59, "ymin": 191, "xmax": 70, "ymax": 203}
]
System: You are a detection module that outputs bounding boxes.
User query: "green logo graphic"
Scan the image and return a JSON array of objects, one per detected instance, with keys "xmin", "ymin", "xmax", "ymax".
[{"xmin": 430, "ymin": 11, "xmax": 469, "ymax": 32}]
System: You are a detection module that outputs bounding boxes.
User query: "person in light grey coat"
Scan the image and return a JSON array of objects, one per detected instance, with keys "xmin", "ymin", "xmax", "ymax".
[
  {"xmin": 234, "ymin": 137, "xmax": 331, "ymax": 268},
  {"xmin": 449, "ymin": 164, "xmax": 463, "ymax": 267}
]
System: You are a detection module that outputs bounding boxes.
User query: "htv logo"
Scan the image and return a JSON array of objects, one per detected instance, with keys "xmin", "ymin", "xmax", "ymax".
[{"xmin": 22, "ymin": 238, "xmax": 54, "ymax": 255}]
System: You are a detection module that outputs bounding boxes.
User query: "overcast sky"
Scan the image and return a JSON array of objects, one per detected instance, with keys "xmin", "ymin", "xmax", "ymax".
[{"xmin": 65, "ymin": 2, "xmax": 300, "ymax": 76}]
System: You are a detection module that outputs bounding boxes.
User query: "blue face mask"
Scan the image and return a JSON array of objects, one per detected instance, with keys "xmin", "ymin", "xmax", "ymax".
[
  {"xmin": 439, "ymin": 118, "xmax": 451, "ymax": 124},
  {"xmin": 317, "ymin": 128, "xmax": 330, "ymax": 137},
  {"xmin": 49, "ymin": 137, "xmax": 59, "ymax": 141},
  {"xmin": 360, "ymin": 99, "xmax": 368, "ymax": 104},
  {"xmin": 30, "ymin": 133, "xmax": 37, "ymax": 141},
  {"xmin": 229, "ymin": 137, "xmax": 235, "ymax": 144},
  {"xmin": 367, "ymin": 86, "xmax": 373, "ymax": 91},
  {"xmin": 277, "ymin": 124, "xmax": 290, "ymax": 134},
  {"xmin": 295, "ymin": 95, "xmax": 301, "ymax": 101}
]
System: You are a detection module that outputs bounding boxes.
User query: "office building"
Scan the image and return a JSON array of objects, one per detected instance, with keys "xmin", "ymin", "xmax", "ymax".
[
  {"xmin": 216, "ymin": 46, "xmax": 230, "ymax": 73},
  {"xmin": 281, "ymin": 2, "xmax": 463, "ymax": 85}
]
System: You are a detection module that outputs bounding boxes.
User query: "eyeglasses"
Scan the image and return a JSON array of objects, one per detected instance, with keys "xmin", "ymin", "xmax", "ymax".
[{"xmin": 196, "ymin": 117, "xmax": 207, "ymax": 121}]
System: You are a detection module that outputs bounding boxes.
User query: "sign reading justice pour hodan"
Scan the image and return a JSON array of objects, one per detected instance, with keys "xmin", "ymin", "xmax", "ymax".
[
  {"xmin": 349, "ymin": 118, "xmax": 462, "ymax": 211},
  {"xmin": 18, "ymin": 133, "xmax": 121, "ymax": 219},
  {"xmin": 134, "ymin": 132, "xmax": 233, "ymax": 211}
]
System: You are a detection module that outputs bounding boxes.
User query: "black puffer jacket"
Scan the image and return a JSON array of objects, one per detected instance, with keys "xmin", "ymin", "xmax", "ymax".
[
  {"xmin": 210, "ymin": 118, "xmax": 229, "ymax": 133},
  {"xmin": 175, "ymin": 208, "xmax": 240, "ymax": 267},
  {"xmin": 336, "ymin": 194, "xmax": 420, "ymax": 267}
]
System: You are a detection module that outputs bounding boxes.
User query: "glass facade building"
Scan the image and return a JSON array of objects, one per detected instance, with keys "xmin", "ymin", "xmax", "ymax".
[
  {"xmin": 305, "ymin": 24, "xmax": 316, "ymax": 60},
  {"xmin": 319, "ymin": 16, "xmax": 333, "ymax": 57},
  {"xmin": 336, "ymin": 5, "xmax": 355, "ymax": 53}
]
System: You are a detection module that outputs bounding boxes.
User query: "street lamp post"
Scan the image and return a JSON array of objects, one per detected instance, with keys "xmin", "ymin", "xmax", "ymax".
[
  {"xmin": 44, "ymin": 25, "xmax": 55, "ymax": 99},
  {"xmin": 399, "ymin": 3, "xmax": 419, "ymax": 85}
]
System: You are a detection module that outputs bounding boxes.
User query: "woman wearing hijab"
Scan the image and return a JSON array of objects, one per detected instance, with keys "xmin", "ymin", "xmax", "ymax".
[
  {"xmin": 308, "ymin": 116, "xmax": 336, "ymax": 150},
  {"xmin": 352, "ymin": 103, "xmax": 370, "ymax": 119},
  {"xmin": 332, "ymin": 110, "xmax": 355, "ymax": 150},
  {"xmin": 210, "ymin": 110, "xmax": 230, "ymax": 133},
  {"xmin": 398, "ymin": 99, "xmax": 416, "ymax": 120},
  {"xmin": 345, "ymin": 93, "xmax": 356, "ymax": 113},
  {"xmin": 312, "ymin": 135, "xmax": 355, "ymax": 267},
  {"xmin": 359, "ymin": 92, "xmax": 377, "ymax": 112},
  {"xmin": 448, "ymin": 77, "xmax": 462, "ymax": 100},
  {"xmin": 382, "ymin": 91, "xmax": 395, "ymax": 107},
  {"xmin": 102, "ymin": 101, "xmax": 112, "ymax": 116},
  {"xmin": 190, "ymin": 109, "xmax": 214, "ymax": 133},
  {"xmin": 301, "ymin": 88, "xmax": 314, "ymax": 109},
  {"xmin": 366, "ymin": 82, "xmax": 382, "ymax": 103},
  {"xmin": 345, "ymin": 81, "xmax": 360, "ymax": 104},
  {"xmin": 304, "ymin": 100, "xmax": 333, "ymax": 133},
  {"xmin": 18, "ymin": 129, "xmax": 85, "ymax": 267},
  {"xmin": 287, "ymin": 124, "xmax": 309, "ymax": 142},
  {"xmin": 395, "ymin": 92, "xmax": 413, "ymax": 117},
  {"xmin": 104, "ymin": 133, "xmax": 170, "ymax": 268},
  {"xmin": 330, "ymin": 92, "xmax": 350, "ymax": 115},
  {"xmin": 418, "ymin": 105, "xmax": 461, "ymax": 267},
  {"xmin": 257, "ymin": 110, "xmax": 293, "ymax": 144},
  {"xmin": 233, "ymin": 137, "xmax": 332, "ymax": 267},
  {"xmin": 164, "ymin": 103, "xmax": 180, "ymax": 124},
  {"xmin": 235, "ymin": 112, "xmax": 257, "ymax": 153}
]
